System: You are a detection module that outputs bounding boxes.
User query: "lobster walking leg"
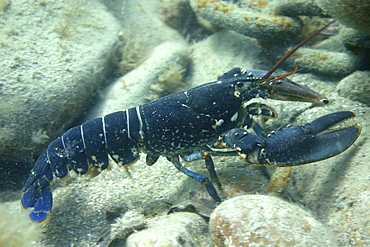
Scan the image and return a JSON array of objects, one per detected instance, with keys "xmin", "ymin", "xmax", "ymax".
[
  {"xmin": 167, "ymin": 155, "xmax": 221, "ymax": 203},
  {"xmin": 203, "ymin": 154, "xmax": 222, "ymax": 188},
  {"xmin": 182, "ymin": 152, "xmax": 222, "ymax": 187}
]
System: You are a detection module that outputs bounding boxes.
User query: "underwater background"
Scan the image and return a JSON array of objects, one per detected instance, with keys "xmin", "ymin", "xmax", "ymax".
[{"xmin": 0, "ymin": 0, "xmax": 369, "ymax": 246}]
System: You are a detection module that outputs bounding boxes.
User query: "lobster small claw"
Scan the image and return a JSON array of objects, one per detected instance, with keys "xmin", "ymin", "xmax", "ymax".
[{"xmin": 220, "ymin": 111, "xmax": 362, "ymax": 167}]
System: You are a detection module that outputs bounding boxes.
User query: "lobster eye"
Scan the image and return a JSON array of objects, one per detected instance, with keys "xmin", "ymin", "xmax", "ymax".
[{"xmin": 236, "ymin": 82, "xmax": 244, "ymax": 88}]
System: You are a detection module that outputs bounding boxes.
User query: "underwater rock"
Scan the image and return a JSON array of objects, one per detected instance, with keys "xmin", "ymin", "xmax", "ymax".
[
  {"xmin": 0, "ymin": 201, "xmax": 43, "ymax": 246},
  {"xmin": 189, "ymin": 0, "xmax": 364, "ymax": 77},
  {"xmin": 109, "ymin": 0, "xmax": 186, "ymax": 75},
  {"xmin": 189, "ymin": 0, "xmax": 302, "ymax": 42},
  {"xmin": 0, "ymin": 0, "xmax": 120, "ymax": 187},
  {"xmin": 267, "ymin": 0, "xmax": 326, "ymax": 17},
  {"xmin": 41, "ymin": 156, "xmax": 208, "ymax": 246},
  {"xmin": 286, "ymin": 47, "xmax": 359, "ymax": 77},
  {"xmin": 0, "ymin": 0, "xmax": 9, "ymax": 12},
  {"xmin": 12, "ymin": 1, "xmax": 369, "ymax": 247},
  {"xmin": 314, "ymin": 0, "xmax": 370, "ymax": 53},
  {"xmin": 88, "ymin": 0, "xmax": 189, "ymax": 118},
  {"xmin": 323, "ymin": 153, "xmax": 370, "ymax": 246},
  {"xmin": 315, "ymin": 0, "xmax": 370, "ymax": 34},
  {"xmin": 209, "ymin": 195, "xmax": 339, "ymax": 247},
  {"xmin": 188, "ymin": 29, "xmax": 262, "ymax": 88},
  {"xmin": 288, "ymin": 107, "xmax": 370, "ymax": 246},
  {"xmin": 90, "ymin": 41, "xmax": 188, "ymax": 118},
  {"xmin": 339, "ymin": 26, "xmax": 370, "ymax": 49},
  {"xmin": 126, "ymin": 212, "xmax": 210, "ymax": 247},
  {"xmin": 337, "ymin": 70, "xmax": 370, "ymax": 106}
]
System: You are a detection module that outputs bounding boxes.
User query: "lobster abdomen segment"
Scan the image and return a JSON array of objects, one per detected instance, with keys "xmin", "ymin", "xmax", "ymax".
[
  {"xmin": 21, "ymin": 110, "xmax": 142, "ymax": 223},
  {"xmin": 103, "ymin": 110, "xmax": 141, "ymax": 166}
]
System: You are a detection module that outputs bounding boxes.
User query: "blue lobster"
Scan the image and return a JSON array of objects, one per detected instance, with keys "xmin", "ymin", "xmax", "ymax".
[{"xmin": 21, "ymin": 21, "xmax": 361, "ymax": 223}]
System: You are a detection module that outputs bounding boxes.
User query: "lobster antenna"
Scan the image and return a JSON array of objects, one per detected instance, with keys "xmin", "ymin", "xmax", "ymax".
[{"xmin": 261, "ymin": 19, "xmax": 336, "ymax": 80}]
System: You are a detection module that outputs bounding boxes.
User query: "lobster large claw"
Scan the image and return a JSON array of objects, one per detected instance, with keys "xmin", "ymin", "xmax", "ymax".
[{"xmin": 220, "ymin": 111, "xmax": 361, "ymax": 167}]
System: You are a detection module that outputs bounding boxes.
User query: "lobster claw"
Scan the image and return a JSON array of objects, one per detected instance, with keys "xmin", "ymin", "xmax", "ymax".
[{"xmin": 221, "ymin": 111, "xmax": 361, "ymax": 167}]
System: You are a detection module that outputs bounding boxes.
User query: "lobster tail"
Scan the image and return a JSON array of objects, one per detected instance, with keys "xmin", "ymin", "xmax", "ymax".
[{"xmin": 21, "ymin": 110, "xmax": 141, "ymax": 223}]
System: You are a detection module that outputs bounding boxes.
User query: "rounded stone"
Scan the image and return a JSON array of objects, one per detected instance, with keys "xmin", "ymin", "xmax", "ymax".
[
  {"xmin": 190, "ymin": 0, "xmax": 301, "ymax": 41},
  {"xmin": 316, "ymin": 0, "xmax": 370, "ymax": 34},
  {"xmin": 337, "ymin": 70, "xmax": 370, "ymax": 106},
  {"xmin": 126, "ymin": 212, "xmax": 210, "ymax": 247},
  {"xmin": 209, "ymin": 195, "xmax": 338, "ymax": 246},
  {"xmin": 287, "ymin": 47, "xmax": 358, "ymax": 77}
]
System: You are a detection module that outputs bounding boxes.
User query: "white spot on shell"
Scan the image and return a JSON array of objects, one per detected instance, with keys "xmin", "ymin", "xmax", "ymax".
[
  {"xmin": 231, "ymin": 112, "xmax": 238, "ymax": 122},
  {"xmin": 212, "ymin": 119, "xmax": 224, "ymax": 130}
]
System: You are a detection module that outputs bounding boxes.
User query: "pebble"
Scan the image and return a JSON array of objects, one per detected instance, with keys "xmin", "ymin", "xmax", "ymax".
[
  {"xmin": 288, "ymin": 111, "xmax": 370, "ymax": 246},
  {"xmin": 190, "ymin": 0, "xmax": 301, "ymax": 41},
  {"xmin": 188, "ymin": 29, "xmax": 262, "ymax": 88},
  {"xmin": 0, "ymin": 0, "xmax": 121, "ymax": 188},
  {"xmin": 90, "ymin": 41, "xmax": 188, "ymax": 118},
  {"xmin": 0, "ymin": 201, "xmax": 43, "ymax": 246},
  {"xmin": 267, "ymin": 0, "xmax": 326, "ymax": 17},
  {"xmin": 339, "ymin": 26, "xmax": 370, "ymax": 49},
  {"xmin": 286, "ymin": 47, "xmax": 359, "ymax": 77},
  {"xmin": 126, "ymin": 212, "xmax": 210, "ymax": 247},
  {"xmin": 209, "ymin": 195, "xmax": 339, "ymax": 247},
  {"xmin": 337, "ymin": 70, "xmax": 370, "ymax": 106},
  {"xmin": 316, "ymin": 0, "xmax": 370, "ymax": 34},
  {"xmin": 4, "ymin": 1, "xmax": 369, "ymax": 246}
]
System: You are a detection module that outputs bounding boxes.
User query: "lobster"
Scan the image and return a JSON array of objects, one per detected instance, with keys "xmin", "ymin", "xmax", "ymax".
[{"xmin": 21, "ymin": 21, "xmax": 361, "ymax": 223}]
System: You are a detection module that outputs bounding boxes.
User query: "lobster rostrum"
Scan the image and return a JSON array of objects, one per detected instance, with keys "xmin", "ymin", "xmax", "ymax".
[{"xmin": 21, "ymin": 21, "xmax": 361, "ymax": 223}]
